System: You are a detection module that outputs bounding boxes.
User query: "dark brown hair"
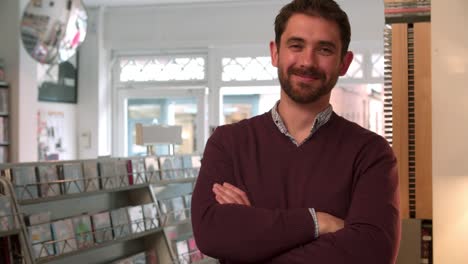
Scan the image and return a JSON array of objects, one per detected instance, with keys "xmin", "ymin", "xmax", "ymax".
[{"xmin": 274, "ymin": 0, "xmax": 351, "ymax": 57}]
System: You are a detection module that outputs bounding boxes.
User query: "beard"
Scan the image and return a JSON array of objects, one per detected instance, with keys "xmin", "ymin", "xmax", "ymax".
[{"xmin": 278, "ymin": 66, "xmax": 339, "ymax": 104}]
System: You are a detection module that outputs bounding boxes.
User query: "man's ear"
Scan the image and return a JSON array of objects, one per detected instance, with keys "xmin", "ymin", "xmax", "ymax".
[
  {"xmin": 270, "ymin": 41, "xmax": 279, "ymax": 67},
  {"xmin": 339, "ymin": 51, "xmax": 354, "ymax": 76}
]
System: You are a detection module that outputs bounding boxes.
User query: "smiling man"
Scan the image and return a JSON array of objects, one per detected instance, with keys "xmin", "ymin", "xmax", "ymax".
[{"xmin": 191, "ymin": 0, "xmax": 400, "ymax": 263}]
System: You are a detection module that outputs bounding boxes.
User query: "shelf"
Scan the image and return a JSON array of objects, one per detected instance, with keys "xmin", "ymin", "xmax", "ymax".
[
  {"xmin": 0, "ymin": 228, "xmax": 21, "ymax": 238},
  {"xmin": 155, "ymin": 177, "xmax": 197, "ymax": 186},
  {"xmin": 19, "ymin": 183, "xmax": 151, "ymax": 205},
  {"xmin": 35, "ymin": 227, "xmax": 164, "ymax": 264},
  {"xmin": 18, "ymin": 176, "xmax": 197, "ymax": 206},
  {"xmin": 0, "ymin": 142, "xmax": 9, "ymax": 146},
  {"xmin": 0, "ymin": 81, "xmax": 8, "ymax": 88},
  {"xmin": 0, "ymin": 112, "xmax": 8, "ymax": 116}
]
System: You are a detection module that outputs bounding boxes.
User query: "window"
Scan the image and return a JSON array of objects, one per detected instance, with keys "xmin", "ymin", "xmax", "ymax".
[
  {"xmin": 222, "ymin": 56, "xmax": 277, "ymax": 81},
  {"xmin": 344, "ymin": 53, "xmax": 364, "ymax": 79},
  {"xmin": 119, "ymin": 56, "xmax": 206, "ymax": 82},
  {"xmin": 371, "ymin": 53, "xmax": 385, "ymax": 78}
]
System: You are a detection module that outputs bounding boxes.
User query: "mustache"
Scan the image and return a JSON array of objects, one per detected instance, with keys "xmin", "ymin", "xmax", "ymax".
[{"xmin": 288, "ymin": 67, "xmax": 325, "ymax": 80}]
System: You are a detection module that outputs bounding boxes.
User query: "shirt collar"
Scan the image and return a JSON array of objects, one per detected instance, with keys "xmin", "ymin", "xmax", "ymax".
[{"xmin": 271, "ymin": 101, "xmax": 333, "ymax": 146}]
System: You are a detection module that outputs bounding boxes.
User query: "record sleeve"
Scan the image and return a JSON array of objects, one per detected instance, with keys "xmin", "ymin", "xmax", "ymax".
[
  {"xmin": 110, "ymin": 208, "xmax": 130, "ymax": 239},
  {"xmin": 171, "ymin": 197, "xmax": 187, "ymax": 222},
  {"xmin": 144, "ymin": 156, "xmax": 160, "ymax": 183},
  {"xmin": 71, "ymin": 215, "xmax": 94, "ymax": 249},
  {"xmin": 184, "ymin": 194, "xmax": 192, "ymax": 218},
  {"xmin": 174, "ymin": 240, "xmax": 189, "ymax": 264},
  {"xmin": 99, "ymin": 160, "xmax": 118, "ymax": 190},
  {"xmin": 29, "ymin": 223, "xmax": 55, "ymax": 258},
  {"xmin": 127, "ymin": 206, "xmax": 145, "ymax": 234},
  {"xmin": 37, "ymin": 164, "xmax": 61, "ymax": 197},
  {"xmin": 157, "ymin": 199, "xmax": 173, "ymax": 217},
  {"xmin": 11, "ymin": 166, "xmax": 39, "ymax": 200},
  {"xmin": 91, "ymin": 211, "xmax": 113, "ymax": 243},
  {"xmin": 115, "ymin": 159, "xmax": 130, "ymax": 188},
  {"xmin": 171, "ymin": 156, "xmax": 184, "ymax": 179},
  {"xmin": 181, "ymin": 155, "xmax": 193, "ymax": 178},
  {"xmin": 82, "ymin": 160, "xmax": 100, "ymax": 192},
  {"xmin": 62, "ymin": 163, "xmax": 85, "ymax": 194},
  {"xmin": 142, "ymin": 203, "xmax": 159, "ymax": 230},
  {"xmin": 51, "ymin": 219, "xmax": 78, "ymax": 255},
  {"xmin": 130, "ymin": 158, "xmax": 147, "ymax": 185},
  {"xmin": 159, "ymin": 156, "xmax": 175, "ymax": 180}
]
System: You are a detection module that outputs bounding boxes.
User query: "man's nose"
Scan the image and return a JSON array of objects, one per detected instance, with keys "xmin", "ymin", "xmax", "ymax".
[{"xmin": 299, "ymin": 49, "xmax": 318, "ymax": 68}]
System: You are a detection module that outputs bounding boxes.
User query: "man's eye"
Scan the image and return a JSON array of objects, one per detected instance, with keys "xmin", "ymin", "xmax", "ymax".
[
  {"xmin": 318, "ymin": 48, "xmax": 333, "ymax": 55},
  {"xmin": 289, "ymin": 44, "xmax": 302, "ymax": 50}
]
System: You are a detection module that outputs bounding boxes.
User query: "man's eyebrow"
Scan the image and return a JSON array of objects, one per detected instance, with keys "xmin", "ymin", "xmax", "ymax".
[
  {"xmin": 286, "ymin": 37, "xmax": 305, "ymax": 44},
  {"xmin": 318, "ymin": 40, "xmax": 338, "ymax": 49}
]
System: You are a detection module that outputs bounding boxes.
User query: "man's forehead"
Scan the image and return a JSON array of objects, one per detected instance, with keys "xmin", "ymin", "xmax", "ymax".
[{"xmin": 281, "ymin": 14, "xmax": 342, "ymax": 45}]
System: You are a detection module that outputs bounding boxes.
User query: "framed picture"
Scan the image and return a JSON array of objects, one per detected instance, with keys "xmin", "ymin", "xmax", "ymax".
[{"xmin": 37, "ymin": 53, "xmax": 78, "ymax": 103}]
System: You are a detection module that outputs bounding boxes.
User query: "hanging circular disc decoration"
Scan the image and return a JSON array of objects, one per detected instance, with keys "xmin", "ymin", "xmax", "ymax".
[{"xmin": 20, "ymin": 0, "xmax": 88, "ymax": 65}]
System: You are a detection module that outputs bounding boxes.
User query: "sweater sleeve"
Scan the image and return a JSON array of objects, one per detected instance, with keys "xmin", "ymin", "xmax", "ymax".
[
  {"xmin": 270, "ymin": 136, "xmax": 401, "ymax": 264},
  {"xmin": 191, "ymin": 126, "xmax": 317, "ymax": 263}
]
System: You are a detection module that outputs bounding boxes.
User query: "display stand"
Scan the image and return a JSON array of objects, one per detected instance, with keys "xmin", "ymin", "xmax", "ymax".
[
  {"xmin": 0, "ymin": 153, "xmax": 214, "ymax": 264},
  {"xmin": 0, "ymin": 177, "xmax": 35, "ymax": 264},
  {"xmin": 134, "ymin": 123, "xmax": 217, "ymax": 264}
]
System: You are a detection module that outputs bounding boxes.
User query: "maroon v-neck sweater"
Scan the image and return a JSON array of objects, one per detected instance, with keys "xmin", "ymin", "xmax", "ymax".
[{"xmin": 192, "ymin": 112, "xmax": 400, "ymax": 264}]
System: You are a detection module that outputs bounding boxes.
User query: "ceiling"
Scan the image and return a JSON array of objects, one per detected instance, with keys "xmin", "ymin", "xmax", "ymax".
[{"xmin": 82, "ymin": 0, "xmax": 251, "ymax": 7}]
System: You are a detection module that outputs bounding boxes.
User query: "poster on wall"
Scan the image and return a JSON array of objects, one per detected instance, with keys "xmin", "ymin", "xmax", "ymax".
[{"xmin": 37, "ymin": 110, "xmax": 66, "ymax": 161}]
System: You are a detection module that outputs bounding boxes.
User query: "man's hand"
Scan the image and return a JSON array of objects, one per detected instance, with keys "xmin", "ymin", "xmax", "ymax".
[
  {"xmin": 212, "ymin": 183, "xmax": 343, "ymax": 235},
  {"xmin": 212, "ymin": 182, "xmax": 251, "ymax": 206},
  {"xmin": 316, "ymin": 212, "xmax": 344, "ymax": 235}
]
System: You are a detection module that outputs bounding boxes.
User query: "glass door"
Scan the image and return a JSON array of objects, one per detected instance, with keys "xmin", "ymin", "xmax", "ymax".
[{"xmin": 115, "ymin": 88, "xmax": 207, "ymax": 157}]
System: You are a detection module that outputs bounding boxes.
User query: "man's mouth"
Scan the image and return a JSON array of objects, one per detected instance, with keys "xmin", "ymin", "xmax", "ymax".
[
  {"xmin": 289, "ymin": 68, "xmax": 324, "ymax": 82},
  {"xmin": 294, "ymin": 73, "xmax": 321, "ymax": 81}
]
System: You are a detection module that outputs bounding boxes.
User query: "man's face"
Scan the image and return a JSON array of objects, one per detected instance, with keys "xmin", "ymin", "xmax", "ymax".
[{"xmin": 270, "ymin": 13, "xmax": 353, "ymax": 104}]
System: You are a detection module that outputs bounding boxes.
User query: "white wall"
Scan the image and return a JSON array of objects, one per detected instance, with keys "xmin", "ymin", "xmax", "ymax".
[
  {"xmin": 0, "ymin": 0, "xmax": 77, "ymax": 162},
  {"xmin": 432, "ymin": 0, "xmax": 468, "ymax": 263},
  {"xmin": 78, "ymin": 7, "xmax": 111, "ymax": 158},
  {"xmin": 102, "ymin": 0, "xmax": 383, "ymax": 50}
]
